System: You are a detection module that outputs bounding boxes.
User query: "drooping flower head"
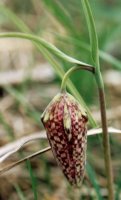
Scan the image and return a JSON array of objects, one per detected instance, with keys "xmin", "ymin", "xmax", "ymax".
[{"xmin": 41, "ymin": 92, "xmax": 88, "ymax": 187}]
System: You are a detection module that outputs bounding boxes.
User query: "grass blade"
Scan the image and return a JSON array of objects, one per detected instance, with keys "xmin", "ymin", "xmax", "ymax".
[
  {"xmin": 0, "ymin": 6, "xmax": 30, "ymax": 32},
  {"xmin": 81, "ymin": 0, "xmax": 99, "ymax": 68},
  {"xmin": 56, "ymin": 34, "xmax": 121, "ymax": 71},
  {"xmin": 86, "ymin": 163, "xmax": 103, "ymax": 200},
  {"xmin": 5, "ymin": 86, "xmax": 41, "ymax": 124},
  {"xmin": 0, "ymin": 32, "xmax": 93, "ymax": 67},
  {"xmin": 0, "ymin": 112, "xmax": 14, "ymax": 140},
  {"xmin": 42, "ymin": 0, "xmax": 75, "ymax": 33},
  {"xmin": 0, "ymin": 5, "xmax": 96, "ymax": 127},
  {"xmin": 14, "ymin": 184, "xmax": 26, "ymax": 200},
  {"xmin": 0, "ymin": 33, "xmax": 96, "ymax": 127},
  {"xmin": 27, "ymin": 160, "xmax": 38, "ymax": 200}
]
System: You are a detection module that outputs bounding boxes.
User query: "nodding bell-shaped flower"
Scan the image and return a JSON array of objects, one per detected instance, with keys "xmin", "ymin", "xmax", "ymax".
[{"xmin": 41, "ymin": 92, "xmax": 88, "ymax": 187}]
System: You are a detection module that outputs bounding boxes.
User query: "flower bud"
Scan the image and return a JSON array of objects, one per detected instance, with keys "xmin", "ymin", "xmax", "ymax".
[{"xmin": 41, "ymin": 92, "xmax": 88, "ymax": 187}]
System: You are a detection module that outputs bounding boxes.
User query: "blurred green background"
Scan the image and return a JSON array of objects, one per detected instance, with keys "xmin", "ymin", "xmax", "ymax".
[{"xmin": 0, "ymin": 0, "xmax": 121, "ymax": 199}]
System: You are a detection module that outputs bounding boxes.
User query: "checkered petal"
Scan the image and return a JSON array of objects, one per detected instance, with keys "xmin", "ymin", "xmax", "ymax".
[{"xmin": 41, "ymin": 92, "xmax": 88, "ymax": 187}]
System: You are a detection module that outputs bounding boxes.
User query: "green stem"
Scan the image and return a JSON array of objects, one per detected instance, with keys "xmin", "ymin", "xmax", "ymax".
[
  {"xmin": 81, "ymin": 0, "xmax": 114, "ymax": 198},
  {"xmin": 61, "ymin": 65, "xmax": 94, "ymax": 92},
  {"xmin": 96, "ymin": 74, "xmax": 114, "ymax": 200}
]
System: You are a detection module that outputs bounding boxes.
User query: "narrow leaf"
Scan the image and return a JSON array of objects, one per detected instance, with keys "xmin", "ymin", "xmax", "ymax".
[
  {"xmin": 81, "ymin": 0, "xmax": 99, "ymax": 68},
  {"xmin": 0, "ymin": 32, "xmax": 93, "ymax": 68},
  {"xmin": 0, "ymin": 5, "xmax": 96, "ymax": 126},
  {"xmin": 27, "ymin": 160, "xmax": 38, "ymax": 200},
  {"xmin": 42, "ymin": 0, "xmax": 75, "ymax": 32}
]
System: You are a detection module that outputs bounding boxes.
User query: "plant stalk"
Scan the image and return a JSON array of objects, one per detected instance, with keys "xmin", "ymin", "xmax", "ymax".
[
  {"xmin": 97, "ymin": 85, "xmax": 114, "ymax": 200},
  {"xmin": 81, "ymin": 0, "xmax": 114, "ymax": 197},
  {"xmin": 95, "ymin": 72, "xmax": 114, "ymax": 200},
  {"xmin": 61, "ymin": 65, "xmax": 94, "ymax": 92}
]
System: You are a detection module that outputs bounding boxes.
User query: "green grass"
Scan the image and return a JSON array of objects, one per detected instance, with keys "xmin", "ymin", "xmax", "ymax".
[
  {"xmin": 0, "ymin": 112, "xmax": 14, "ymax": 140},
  {"xmin": 0, "ymin": 0, "xmax": 121, "ymax": 199},
  {"xmin": 86, "ymin": 163, "xmax": 103, "ymax": 200},
  {"xmin": 14, "ymin": 184, "xmax": 26, "ymax": 200},
  {"xmin": 27, "ymin": 160, "xmax": 38, "ymax": 200},
  {"xmin": 0, "ymin": 5, "xmax": 97, "ymax": 127}
]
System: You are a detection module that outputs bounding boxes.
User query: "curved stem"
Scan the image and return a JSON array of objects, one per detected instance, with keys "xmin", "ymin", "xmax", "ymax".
[
  {"xmin": 0, "ymin": 32, "xmax": 96, "ymax": 127},
  {"xmin": 61, "ymin": 65, "xmax": 95, "ymax": 92}
]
